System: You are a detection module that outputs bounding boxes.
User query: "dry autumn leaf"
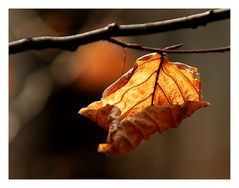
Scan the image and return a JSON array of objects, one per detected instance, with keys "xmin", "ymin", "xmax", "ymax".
[{"xmin": 79, "ymin": 53, "xmax": 209, "ymax": 156}]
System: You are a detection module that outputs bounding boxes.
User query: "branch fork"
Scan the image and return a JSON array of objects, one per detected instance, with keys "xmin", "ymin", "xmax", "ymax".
[{"xmin": 9, "ymin": 9, "xmax": 230, "ymax": 54}]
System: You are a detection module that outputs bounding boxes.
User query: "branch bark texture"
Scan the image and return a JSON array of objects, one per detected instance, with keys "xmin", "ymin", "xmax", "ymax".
[{"xmin": 9, "ymin": 9, "xmax": 230, "ymax": 54}]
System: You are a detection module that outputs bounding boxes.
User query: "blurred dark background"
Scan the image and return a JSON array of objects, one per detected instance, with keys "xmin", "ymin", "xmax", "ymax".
[{"xmin": 9, "ymin": 9, "xmax": 230, "ymax": 179}]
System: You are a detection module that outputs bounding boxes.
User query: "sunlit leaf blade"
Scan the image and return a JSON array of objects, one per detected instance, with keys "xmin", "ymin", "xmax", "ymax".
[{"xmin": 79, "ymin": 53, "xmax": 209, "ymax": 156}]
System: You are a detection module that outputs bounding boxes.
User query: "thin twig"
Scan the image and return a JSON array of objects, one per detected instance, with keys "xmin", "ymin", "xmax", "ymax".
[
  {"xmin": 9, "ymin": 9, "xmax": 230, "ymax": 54},
  {"xmin": 163, "ymin": 43, "xmax": 184, "ymax": 50},
  {"xmin": 108, "ymin": 38, "xmax": 230, "ymax": 54},
  {"xmin": 162, "ymin": 46, "xmax": 230, "ymax": 53}
]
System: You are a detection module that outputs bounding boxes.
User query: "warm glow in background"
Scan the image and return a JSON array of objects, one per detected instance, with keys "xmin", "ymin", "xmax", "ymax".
[{"xmin": 9, "ymin": 9, "xmax": 230, "ymax": 178}]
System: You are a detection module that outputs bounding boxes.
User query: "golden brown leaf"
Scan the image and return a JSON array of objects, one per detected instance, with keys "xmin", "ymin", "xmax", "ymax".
[{"xmin": 79, "ymin": 53, "xmax": 209, "ymax": 156}]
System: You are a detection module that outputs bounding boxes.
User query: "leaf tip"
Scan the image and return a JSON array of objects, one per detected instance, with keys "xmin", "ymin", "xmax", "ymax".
[
  {"xmin": 78, "ymin": 108, "xmax": 85, "ymax": 115},
  {"xmin": 98, "ymin": 143, "xmax": 109, "ymax": 153},
  {"xmin": 98, "ymin": 143, "xmax": 117, "ymax": 156},
  {"xmin": 204, "ymin": 101, "xmax": 210, "ymax": 106}
]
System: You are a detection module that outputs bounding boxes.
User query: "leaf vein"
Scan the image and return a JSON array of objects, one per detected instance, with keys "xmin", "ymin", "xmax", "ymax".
[
  {"xmin": 151, "ymin": 56, "xmax": 162, "ymax": 105},
  {"xmin": 178, "ymin": 70, "xmax": 199, "ymax": 95},
  {"xmin": 114, "ymin": 70, "xmax": 157, "ymax": 105},
  {"xmin": 120, "ymin": 93, "xmax": 152, "ymax": 120},
  {"xmin": 161, "ymin": 65, "xmax": 185, "ymax": 102},
  {"xmin": 156, "ymin": 83, "xmax": 170, "ymax": 104}
]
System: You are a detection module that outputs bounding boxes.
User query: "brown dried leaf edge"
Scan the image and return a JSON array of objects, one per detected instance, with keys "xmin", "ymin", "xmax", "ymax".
[{"xmin": 79, "ymin": 53, "xmax": 209, "ymax": 156}]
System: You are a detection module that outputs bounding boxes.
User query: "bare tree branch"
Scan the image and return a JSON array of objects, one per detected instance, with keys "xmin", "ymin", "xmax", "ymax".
[
  {"xmin": 9, "ymin": 9, "xmax": 230, "ymax": 54},
  {"xmin": 108, "ymin": 38, "xmax": 230, "ymax": 54}
]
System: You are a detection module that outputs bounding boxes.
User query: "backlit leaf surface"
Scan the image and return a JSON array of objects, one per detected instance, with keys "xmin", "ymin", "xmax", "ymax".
[{"xmin": 79, "ymin": 53, "xmax": 209, "ymax": 156}]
